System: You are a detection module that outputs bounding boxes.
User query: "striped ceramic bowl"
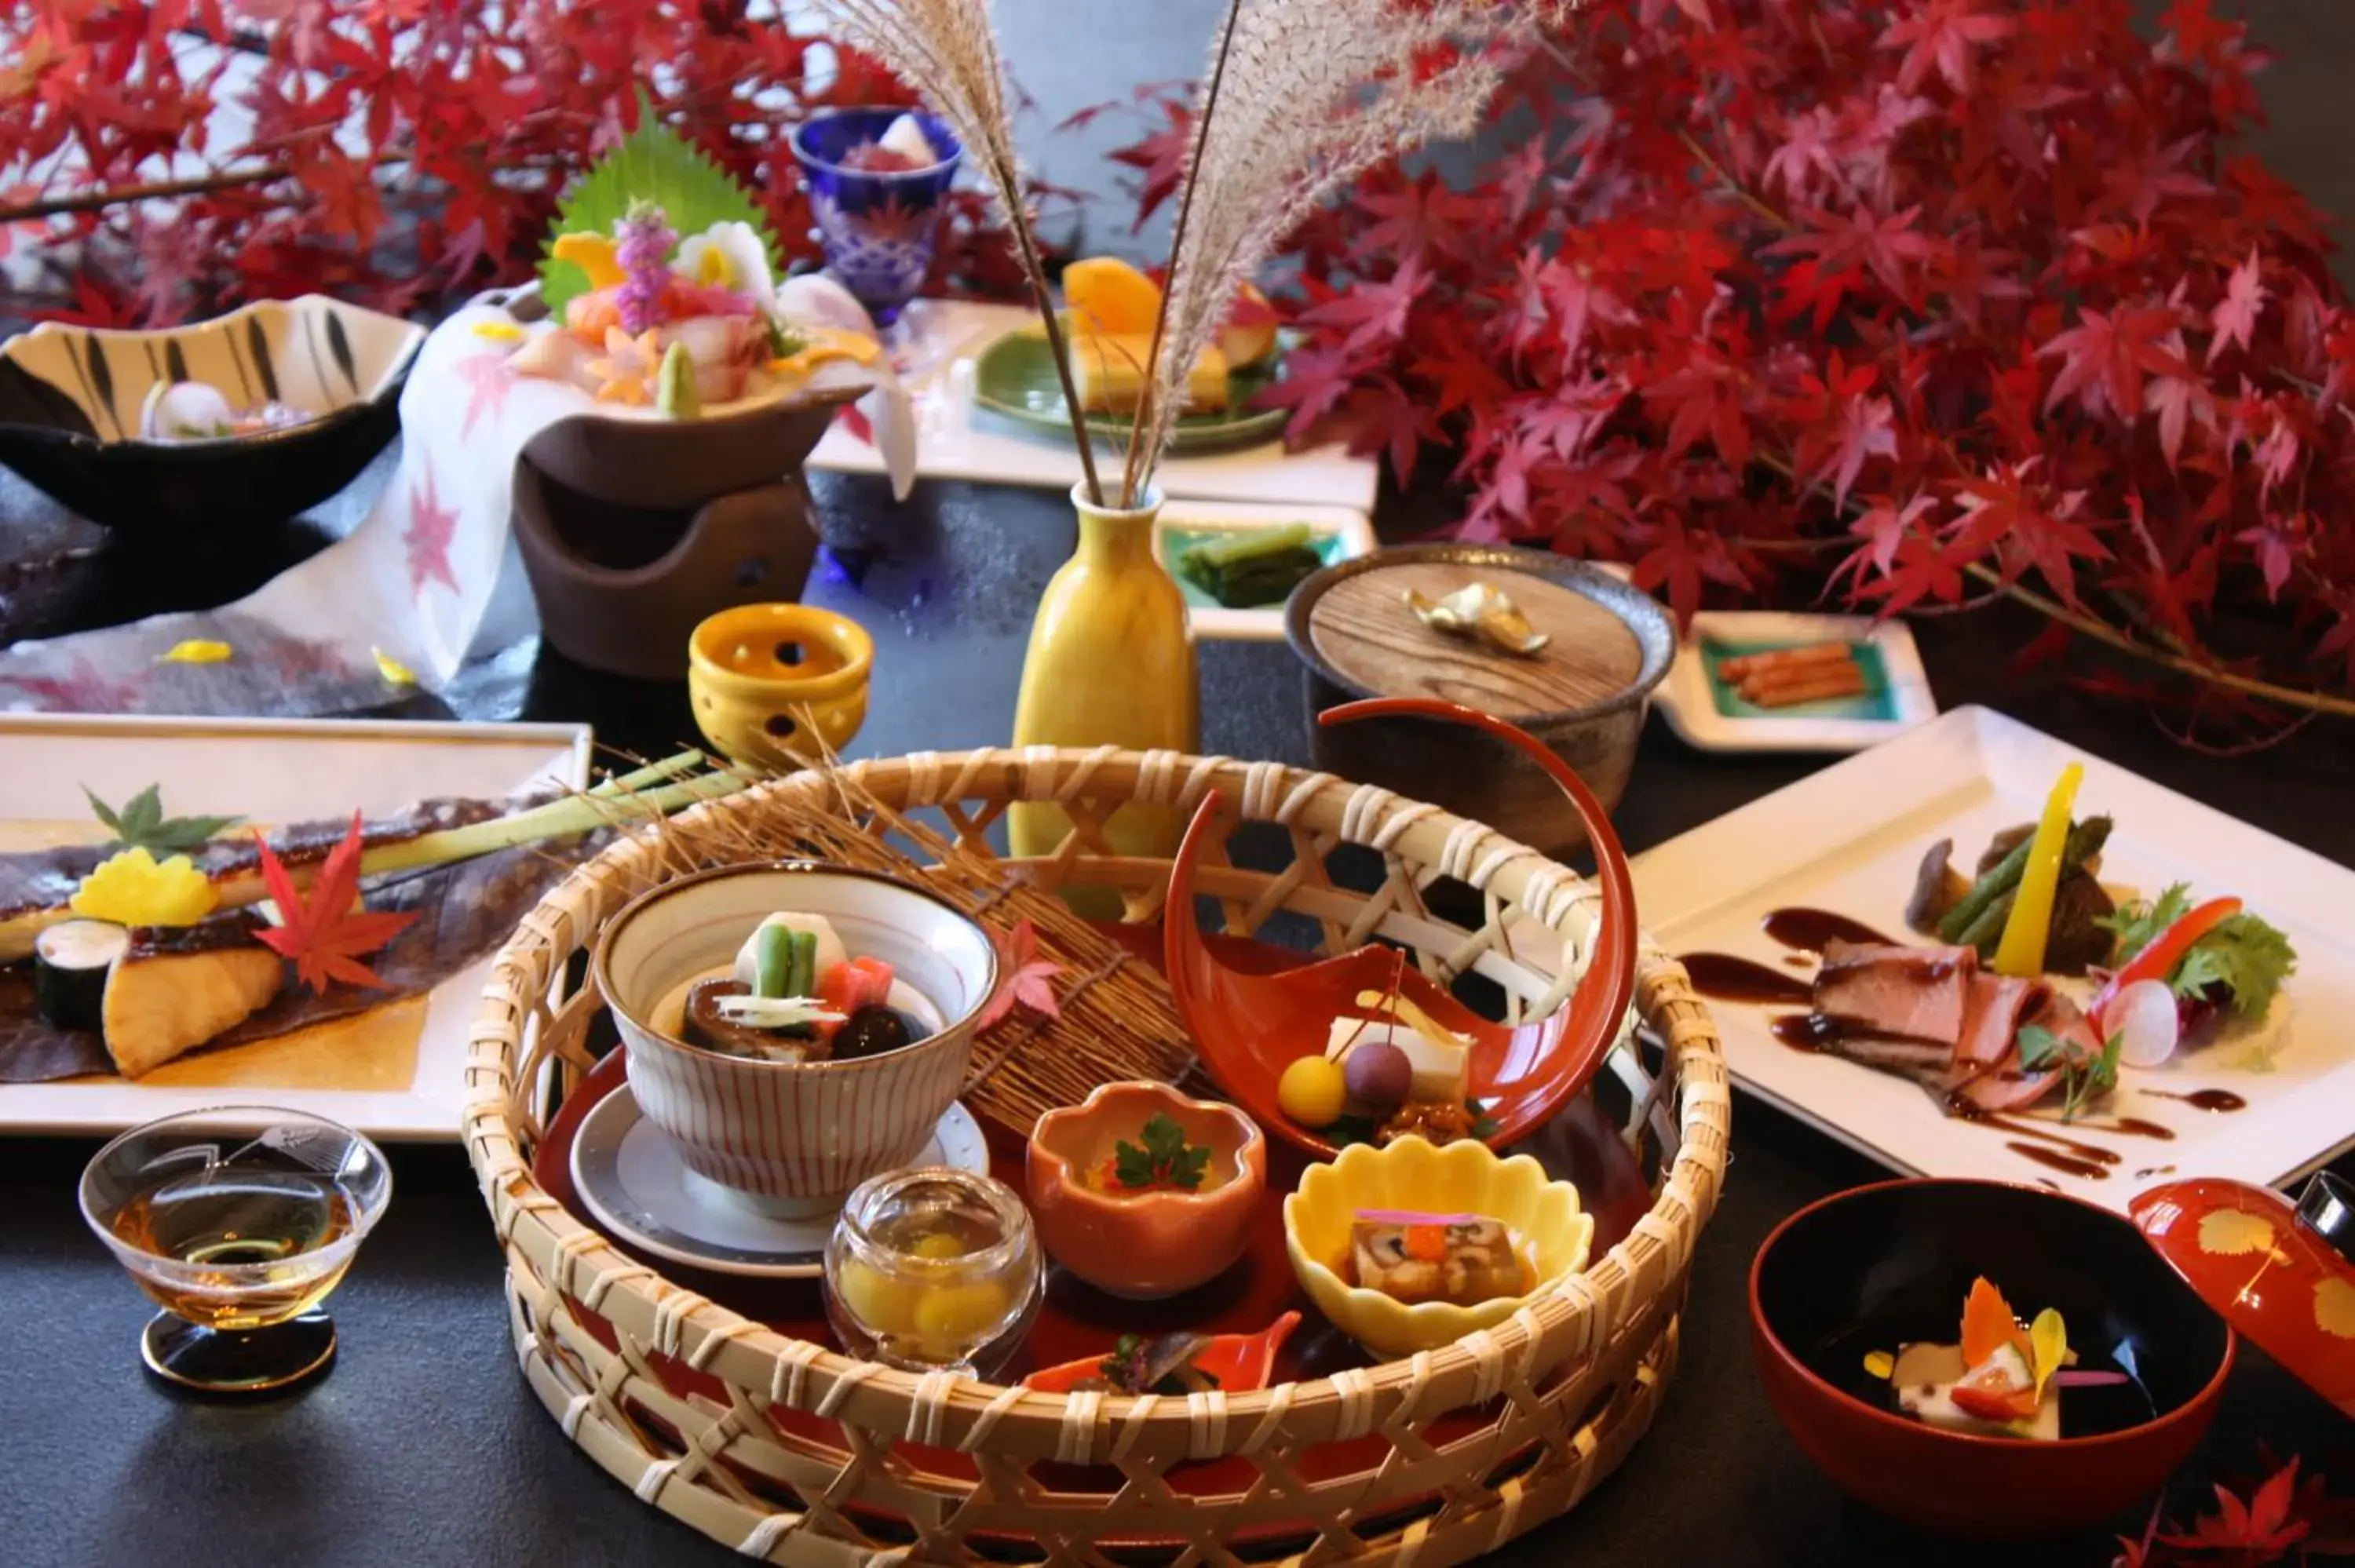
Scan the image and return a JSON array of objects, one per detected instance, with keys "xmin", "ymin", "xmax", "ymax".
[{"xmin": 593, "ymin": 862, "xmax": 999, "ymax": 1218}]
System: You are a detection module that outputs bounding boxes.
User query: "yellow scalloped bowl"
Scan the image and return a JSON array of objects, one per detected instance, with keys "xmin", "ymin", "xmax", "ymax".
[{"xmin": 1283, "ymin": 1136, "xmax": 1595, "ymax": 1358}]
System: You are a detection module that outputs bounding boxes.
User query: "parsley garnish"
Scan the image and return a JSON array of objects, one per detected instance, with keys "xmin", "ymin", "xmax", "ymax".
[
  {"xmin": 83, "ymin": 783, "xmax": 242, "ymax": 857},
  {"xmin": 2172, "ymin": 913, "xmax": 2296, "ymax": 1021},
  {"xmin": 1112, "ymin": 1114, "xmax": 1211, "ymax": 1191},
  {"xmin": 2018, "ymin": 1024, "xmax": 2122, "ymax": 1123},
  {"xmin": 2099, "ymin": 883, "xmax": 2295, "ymax": 1020}
]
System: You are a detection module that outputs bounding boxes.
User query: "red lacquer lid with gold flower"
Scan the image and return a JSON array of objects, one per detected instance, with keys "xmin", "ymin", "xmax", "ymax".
[{"xmin": 2130, "ymin": 1172, "xmax": 2355, "ymax": 1419}]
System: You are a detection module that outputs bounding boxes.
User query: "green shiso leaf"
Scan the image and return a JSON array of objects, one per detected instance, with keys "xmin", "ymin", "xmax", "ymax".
[{"xmin": 539, "ymin": 92, "xmax": 781, "ymax": 316}]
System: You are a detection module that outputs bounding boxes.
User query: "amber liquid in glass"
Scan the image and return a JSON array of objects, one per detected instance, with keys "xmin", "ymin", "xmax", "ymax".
[{"xmin": 108, "ymin": 1169, "xmax": 356, "ymax": 1330}]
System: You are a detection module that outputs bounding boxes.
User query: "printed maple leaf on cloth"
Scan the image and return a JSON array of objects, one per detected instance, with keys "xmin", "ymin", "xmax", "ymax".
[
  {"xmin": 975, "ymin": 917, "xmax": 1064, "ymax": 1031},
  {"xmin": 252, "ymin": 811, "xmax": 418, "ymax": 994}
]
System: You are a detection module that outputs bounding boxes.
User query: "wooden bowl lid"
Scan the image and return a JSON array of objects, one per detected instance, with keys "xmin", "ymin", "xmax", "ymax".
[{"xmin": 1307, "ymin": 560, "xmax": 1643, "ymax": 718}]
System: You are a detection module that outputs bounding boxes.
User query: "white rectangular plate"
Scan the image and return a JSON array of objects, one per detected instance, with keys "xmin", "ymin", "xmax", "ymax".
[
  {"xmin": 1630, "ymin": 706, "xmax": 2355, "ymax": 1211},
  {"xmin": 0, "ymin": 713, "xmax": 591, "ymax": 1140},
  {"xmin": 1153, "ymin": 501, "xmax": 1377, "ymax": 641},
  {"xmin": 1653, "ymin": 611, "xmax": 1938, "ymax": 753}
]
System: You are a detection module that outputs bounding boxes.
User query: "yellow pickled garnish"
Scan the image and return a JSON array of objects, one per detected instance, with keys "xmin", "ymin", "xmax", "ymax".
[
  {"xmin": 158, "ymin": 639, "xmax": 232, "ymax": 665},
  {"xmin": 372, "ymin": 647, "xmax": 417, "ymax": 687},
  {"xmin": 1861, "ymin": 1350, "xmax": 1895, "ymax": 1381},
  {"xmin": 71, "ymin": 846, "xmax": 219, "ymax": 927},
  {"xmin": 2029, "ymin": 1307, "xmax": 2068, "ymax": 1399},
  {"xmin": 912, "ymin": 1279, "xmax": 1010, "ymax": 1355},
  {"xmin": 550, "ymin": 231, "xmax": 626, "ymax": 290},
  {"xmin": 471, "ymin": 321, "xmax": 526, "ymax": 342},
  {"xmin": 769, "ymin": 328, "xmax": 882, "ymax": 380},
  {"xmin": 834, "ymin": 1256, "xmax": 917, "ymax": 1336}
]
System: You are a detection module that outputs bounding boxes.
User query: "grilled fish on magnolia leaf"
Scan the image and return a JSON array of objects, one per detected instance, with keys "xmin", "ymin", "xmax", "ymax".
[
  {"xmin": 0, "ymin": 795, "xmax": 516, "ymax": 963},
  {"xmin": 0, "ymin": 837, "xmax": 583, "ymax": 1083}
]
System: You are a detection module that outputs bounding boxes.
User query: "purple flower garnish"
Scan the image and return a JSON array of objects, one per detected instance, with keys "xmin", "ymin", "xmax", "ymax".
[{"xmin": 615, "ymin": 199, "xmax": 677, "ymax": 335}]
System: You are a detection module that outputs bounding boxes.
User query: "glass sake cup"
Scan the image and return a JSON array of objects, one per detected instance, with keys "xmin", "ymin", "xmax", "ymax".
[
  {"xmin": 789, "ymin": 106, "xmax": 965, "ymax": 326},
  {"xmin": 824, "ymin": 1166, "xmax": 1041, "ymax": 1377},
  {"xmin": 79, "ymin": 1107, "xmax": 392, "ymax": 1394}
]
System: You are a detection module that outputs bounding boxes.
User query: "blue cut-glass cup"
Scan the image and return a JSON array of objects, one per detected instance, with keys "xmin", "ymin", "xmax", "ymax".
[{"xmin": 789, "ymin": 108, "xmax": 965, "ymax": 326}]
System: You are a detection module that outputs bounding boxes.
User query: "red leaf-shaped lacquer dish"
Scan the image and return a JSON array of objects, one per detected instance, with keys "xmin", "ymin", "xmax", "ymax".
[{"xmin": 1167, "ymin": 697, "xmax": 1638, "ymax": 1158}]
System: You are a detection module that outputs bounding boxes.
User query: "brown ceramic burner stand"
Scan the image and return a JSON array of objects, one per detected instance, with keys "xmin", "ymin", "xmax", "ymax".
[{"xmin": 509, "ymin": 388, "xmax": 860, "ymax": 680}]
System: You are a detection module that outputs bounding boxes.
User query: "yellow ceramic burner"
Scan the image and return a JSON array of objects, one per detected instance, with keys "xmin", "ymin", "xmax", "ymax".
[{"xmin": 688, "ymin": 603, "xmax": 873, "ymax": 773}]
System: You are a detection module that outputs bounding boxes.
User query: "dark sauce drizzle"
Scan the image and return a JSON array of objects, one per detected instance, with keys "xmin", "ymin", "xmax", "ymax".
[
  {"xmin": 1681, "ymin": 953, "xmax": 1813, "ymax": 1008},
  {"xmin": 1678, "ymin": 909, "xmax": 2248, "ymax": 1188},
  {"xmin": 2144, "ymin": 1088, "xmax": 2247, "ymax": 1113},
  {"xmin": 1760, "ymin": 907, "xmax": 1900, "ymax": 953}
]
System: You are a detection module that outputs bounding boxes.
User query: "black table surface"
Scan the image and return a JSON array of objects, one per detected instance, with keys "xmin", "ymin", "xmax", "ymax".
[{"xmin": 4, "ymin": 468, "xmax": 2352, "ymax": 1567}]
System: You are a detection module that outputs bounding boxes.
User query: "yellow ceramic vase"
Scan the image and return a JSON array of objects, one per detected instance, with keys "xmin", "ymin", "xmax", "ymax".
[{"xmin": 1009, "ymin": 483, "xmax": 1200, "ymax": 906}]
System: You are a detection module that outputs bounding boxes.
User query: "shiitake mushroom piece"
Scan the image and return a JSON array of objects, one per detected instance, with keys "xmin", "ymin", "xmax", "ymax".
[
  {"xmin": 831, "ymin": 1004, "xmax": 921, "ymax": 1060},
  {"xmin": 683, "ymin": 978, "xmax": 825, "ymax": 1062}
]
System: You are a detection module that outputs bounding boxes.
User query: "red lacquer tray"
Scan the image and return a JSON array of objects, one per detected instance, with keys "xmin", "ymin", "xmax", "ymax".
[{"xmin": 531, "ymin": 924, "xmax": 1656, "ymax": 1504}]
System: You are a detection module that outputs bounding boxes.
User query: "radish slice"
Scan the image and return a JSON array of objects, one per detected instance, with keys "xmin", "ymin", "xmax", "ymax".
[{"xmin": 2103, "ymin": 979, "xmax": 2181, "ymax": 1068}]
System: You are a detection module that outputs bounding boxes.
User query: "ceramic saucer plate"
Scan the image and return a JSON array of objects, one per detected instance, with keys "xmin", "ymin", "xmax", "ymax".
[
  {"xmin": 1654, "ymin": 610, "xmax": 1937, "ymax": 753},
  {"xmin": 569, "ymin": 1085, "xmax": 990, "ymax": 1278}
]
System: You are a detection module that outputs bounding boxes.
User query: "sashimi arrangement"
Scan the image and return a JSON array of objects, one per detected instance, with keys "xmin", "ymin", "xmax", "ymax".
[{"xmin": 495, "ymin": 108, "xmax": 885, "ymax": 418}]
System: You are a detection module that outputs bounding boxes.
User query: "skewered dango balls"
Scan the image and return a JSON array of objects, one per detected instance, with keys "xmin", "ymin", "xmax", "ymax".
[
  {"xmin": 1277, "ymin": 1056, "xmax": 1348, "ymax": 1129},
  {"xmin": 1343, "ymin": 1039, "xmax": 1413, "ymax": 1114}
]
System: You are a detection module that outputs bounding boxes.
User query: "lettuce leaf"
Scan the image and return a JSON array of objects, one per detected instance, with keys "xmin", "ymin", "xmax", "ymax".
[{"xmin": 2170, "ymin": 912, "xmax": 2296, "ymax": 1020}]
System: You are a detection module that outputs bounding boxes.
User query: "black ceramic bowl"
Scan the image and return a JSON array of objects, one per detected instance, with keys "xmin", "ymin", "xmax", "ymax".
[
  {"xmin": 1751, "ymin": 1178, "xmax": 2234, "ymax": 1540},
  {"xmin": 0, "ymin": 296, "xmax": 423, "ymax": 535}
]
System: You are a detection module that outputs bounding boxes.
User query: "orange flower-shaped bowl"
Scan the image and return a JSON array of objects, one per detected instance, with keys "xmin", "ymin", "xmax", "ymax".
[{"xmin": 1026, "ymin": 1081, "xmax": 1267, "ymax": 1300}]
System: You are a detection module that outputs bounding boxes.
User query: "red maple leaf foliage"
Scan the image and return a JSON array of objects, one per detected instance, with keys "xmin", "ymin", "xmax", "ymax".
[
  {"xmin": 974, "ymin": 917, "xmax": 1064, "ymax": 1032},
  {"xmin": 251, "ymin": 811, "xmax": 418, "ymax": 994},
  {"xmin": 0, "ymin": 7, "xmax": 1037, "ymax": 326},
  {"xmin": 1107, "ymin": 0, "xmax": 2355, "ymax": 735}
]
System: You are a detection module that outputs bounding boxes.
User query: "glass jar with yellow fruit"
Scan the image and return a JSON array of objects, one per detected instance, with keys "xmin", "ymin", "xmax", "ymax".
[{"xmin": 823, "ymin": 1167, "xmax": 1042, "ymax": 1376}]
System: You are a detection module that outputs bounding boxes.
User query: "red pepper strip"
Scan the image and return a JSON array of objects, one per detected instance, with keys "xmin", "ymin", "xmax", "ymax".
[
  {"xmin": 2090, "ymin": 896, "xmax": 2241, "ymax": 1018},
  {"xmin": 1951, "ymin": 1382, "xmax": 2040, "ymax": 1423}
]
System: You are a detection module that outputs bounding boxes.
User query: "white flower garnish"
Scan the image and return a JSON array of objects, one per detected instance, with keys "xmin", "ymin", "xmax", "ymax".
[{"xmin": 674, "ymin": 220, "xmax": 776, "ymax": 299}]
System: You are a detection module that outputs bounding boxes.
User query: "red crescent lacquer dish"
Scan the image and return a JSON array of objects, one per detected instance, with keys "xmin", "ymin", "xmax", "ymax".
[{"xmin": 1167, "ymin": 696, "xmax": 1639, "ymax": 1159}]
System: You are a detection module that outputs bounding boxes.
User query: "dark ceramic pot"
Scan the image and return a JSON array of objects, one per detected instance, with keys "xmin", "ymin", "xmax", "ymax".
[
  {"xmin": 1284, "ymin": 545, "xmax": 1673, "ymax": 855},
  {"xmin": 0, "ymin": 296, "xmax": 422, "ymax": 536},
  {"xmin": 1751, "ymin": 1178, "xmax": 2234, "ymax": 1540},
  {"xmin": 510, "ymin": 388, "xmax": 857, "ymax": 680}
]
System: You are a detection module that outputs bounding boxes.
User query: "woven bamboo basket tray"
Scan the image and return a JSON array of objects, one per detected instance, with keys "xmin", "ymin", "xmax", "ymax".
[{"xmin": 463, "ymin": 746, "xmax": 1730, "ymax": 1566}]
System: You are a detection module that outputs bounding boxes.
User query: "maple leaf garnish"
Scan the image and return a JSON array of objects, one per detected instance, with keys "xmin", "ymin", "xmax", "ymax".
[
  {"xmin": 250, "ymin": 811, "xmax": 418, "ymax": 995},
  {"xmin": 974, "ymin": 917, "xmax": 1064, "ymax": 1031},
  {"xmin": 2159, "ymin": 1459, "xmax": 2313, "ymax": 1560}
]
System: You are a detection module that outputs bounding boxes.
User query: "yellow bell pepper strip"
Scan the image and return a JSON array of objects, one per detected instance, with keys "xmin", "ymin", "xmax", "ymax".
[{"xmin": 1992, "ymin": 762, "xmax": 2084, "ymax": 977}]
